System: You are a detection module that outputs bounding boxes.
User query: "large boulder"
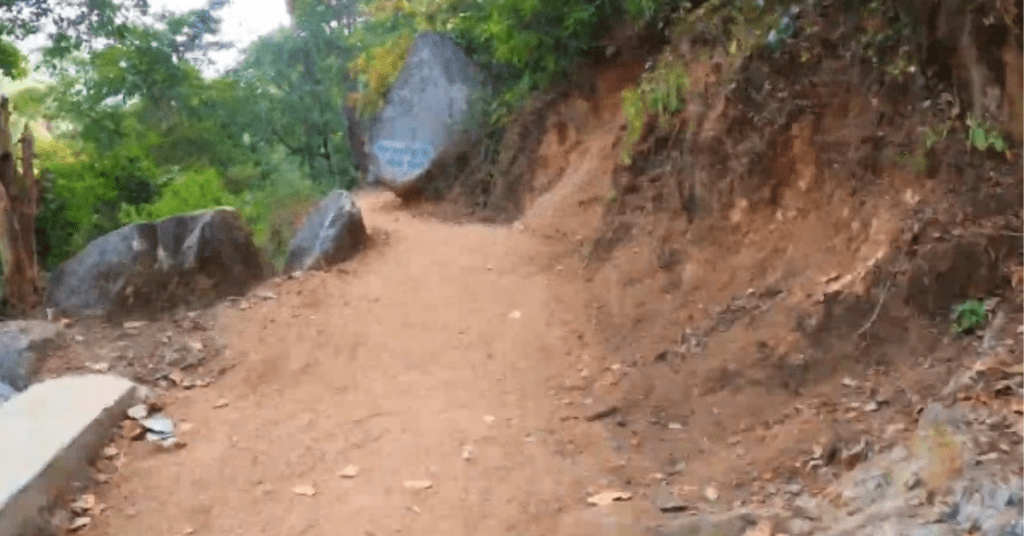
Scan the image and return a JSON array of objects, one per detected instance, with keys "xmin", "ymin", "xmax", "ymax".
[
  {"xmin": 0, "ymin": 320, "xmax": 62, "ymax": 391},
  {"xmin": 284, "ymin": 190, "xmax": 368, "ymax": 274},
  {"xmin": 367, "ymin": 32, "xmax": 490, "ymax": 198},
  {"xmin": 45, "ymin": 208, "xmax": 272, "ymax": 319}
]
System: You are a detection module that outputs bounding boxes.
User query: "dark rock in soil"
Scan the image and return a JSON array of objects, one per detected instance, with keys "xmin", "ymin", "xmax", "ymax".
[
  {"xmin": 284, "ymin": 190, "xmax": 368, "ymax": 274},
  {"xmin": 0, "ymin": 320, "xmax": 62, "ymax": 391},
  {"xmin": 45, "ymin": 208, "xmax": 272, "ymax": 320}
]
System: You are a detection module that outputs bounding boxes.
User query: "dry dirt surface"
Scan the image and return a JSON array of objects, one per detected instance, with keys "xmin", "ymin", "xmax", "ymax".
[{"xmin": 70, "ymin": 190, "xmax": 648, "ymax": 536}]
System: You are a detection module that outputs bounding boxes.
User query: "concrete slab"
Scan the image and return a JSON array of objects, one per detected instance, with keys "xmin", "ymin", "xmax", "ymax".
[{"xmin": 0, "ymin": 374, "xmax": 139, "ymax": 536}]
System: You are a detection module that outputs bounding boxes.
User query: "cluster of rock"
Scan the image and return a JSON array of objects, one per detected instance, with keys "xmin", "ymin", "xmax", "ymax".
[
  {"xmin": 558, "ymin": 400, "xmax": 1023, "ymax": 536},
  {"xmin": 42, "ymin": 190, "xmax": 366, "ymax": 322}
]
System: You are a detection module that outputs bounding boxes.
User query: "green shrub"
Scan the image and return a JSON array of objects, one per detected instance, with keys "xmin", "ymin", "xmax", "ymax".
[
  {"xmin": 36, "ymin": 147, "xmax": 161, "ymax": 269},
  {"xmin": 119, "ymin": 167, "xmax": 236, "ymax": 223},
  {"xmin": 621, "ymin": 57, "xmax": 690, "ymax": 163}
]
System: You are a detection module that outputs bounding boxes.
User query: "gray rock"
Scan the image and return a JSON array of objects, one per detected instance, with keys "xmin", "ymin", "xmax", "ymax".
[
  {"xmin": 907, "ymin": 526, "xmax": 960, "ymax": 536},
  {"xmin": 45, "ymin": 208, "xmax": 272, "ymax": 319},
  {"xmin": 792, "ymin": 494, "xmax": 823, "ymax": 520},
  {"xmin": 653, "ymin": 512, "xmax": 759, "ymax": 536},
  {"xmin": 820, "ymin": 468, "xmax": 1023, "ymax": 536},
  {"xmin": 0, "ymin": 380, "xmax": 15, "ymax": 404},
  {"xmin": 943, "ymin": 477, "xmax": 1024, "ymax": 536},
  {"xmin": 781, "ymin": 517, "xmax": 817, "ymax": 536},
  {"xmin": 0, "ymin": 320, "xmax": 62, "ymax": 390},
  {"xmin": 555, "ymin": 504, "xmax": 659, "ymax": 536},
  {"xmin": 284, "ymin": 190, "xmax": 367, "ymax": 274},
  {"xmin": 367, "ymin": 32, "xmax": 490, "ymax": 198},
  {"xmin": 138, "ymin": 413, "xmax": 175, "ymax": 435},
  {"xmin": 654, "ymin": 483, "xmax": 688, "ymax": 513}
]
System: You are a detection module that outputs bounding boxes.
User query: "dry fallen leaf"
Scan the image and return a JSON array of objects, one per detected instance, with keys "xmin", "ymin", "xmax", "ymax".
[
  {"xmin": 213, "ymin": 398, "xmax": 229, "ymax": 409},
  {"xmin": 86, "ymin": 362, "xmax": 111, "ymax": 372},
  {"xmin": 338, "ymin": 464, "xmax": 360, "ymax": 478},
  {"xmin": 126, "ymin": 404, "xmax": 149, "ymax": 420},
  {"xmin": 291, "ymin": 485, "xmax": 316, "ymax": 496},
  {"xmin": 403, "ymin": 480, "xmax": 433, "ymax": 490},
  {"xmin": 68, "ymin": 516, "xmax": 92, "ymax": 532},
  {"xmin": 586, "ymin": 490, "xmax": 632, "ymax": 506},
  {"xmin": 70, "ymin": 494, "xmax": 96, "ymax": 514}
]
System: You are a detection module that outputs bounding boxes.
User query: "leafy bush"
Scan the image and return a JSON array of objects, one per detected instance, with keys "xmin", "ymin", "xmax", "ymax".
[
  {"xmin": 36, "ymin": 146, "xmax": 160, "ymax": 269},
  {"xmin": 119, "ymin": 167, "xmax": 236, "ymax": 223}
]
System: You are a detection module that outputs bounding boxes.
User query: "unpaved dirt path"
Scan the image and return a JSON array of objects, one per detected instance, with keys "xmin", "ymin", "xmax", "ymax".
[{"xmin": 82, "ymin": 191, "xmax": 628, "ymax": 536}]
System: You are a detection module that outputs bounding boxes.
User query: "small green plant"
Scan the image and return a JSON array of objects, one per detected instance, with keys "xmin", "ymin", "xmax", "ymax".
[
  {"xmin": 885, "ymin": 52, "xmax": 915, "ymax": 78},
  {"xmin": 620, "ymin": 58, "xmax": 690, "ymax": 164},
  {"xmin": 951, "ymin": 299, "xmax": 988, "ymax": 334},
  {"xmin": 894, "ymin": 149, "xmax": 928, "ymax": 176},
  {"xmin": 922, "ymin": 122, "xmax": 950, "ymax": 151},
  {"xmin": 966, "ymin": 115, "xmax": 1008, "ymax": 153}
]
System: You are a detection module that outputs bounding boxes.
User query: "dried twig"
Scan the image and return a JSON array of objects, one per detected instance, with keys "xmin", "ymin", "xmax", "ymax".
[{"xmin": 856, "ymin": 278, "xmax": 891, "ymax": 337}]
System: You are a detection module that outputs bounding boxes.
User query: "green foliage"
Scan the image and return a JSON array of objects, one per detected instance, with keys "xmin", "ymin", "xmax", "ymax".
[
  {"xmin": 621, "ymin": 57, "xmax": 689, "ymax": 164},
  {"xmin": 0, "ymin": 38, "xmax": 28, "ymax": 80},
  {"xmin": 966, "ymin": 116, "xmax": 1008, "ymax": 153},
  {"xmin": 36, "ymin": 148, "xmax": 160, "ymax": 269},
  {"xmin": 349, "ymin": 0, "xmax": 661, "ymax": 125},
  {"xmin": 349, "ymin": 30, "xmax": 415, "ymax": 118},
  {"xmin": 951, "ymin": 299, "xmax": 988, "ymax": 334},
  {"xmin": 231, "ymin": 151, "xmax": 327, "ymax": 268},
  {"xmin": 119, "ymin": 168, "xmax": 236, "ymax": 223},
  {"xmin": 670, "ymin": 0, "xmax": 776, "ymax": 58},
  {"xmin": 234, "ymin": 26, "xmax": 359, "ymax": 189}
]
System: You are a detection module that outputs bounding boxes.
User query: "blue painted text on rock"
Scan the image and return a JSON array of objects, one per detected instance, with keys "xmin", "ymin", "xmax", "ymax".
[{"xmin": 373, "ymin": 140, "xmax": 434, "ymax": 177}]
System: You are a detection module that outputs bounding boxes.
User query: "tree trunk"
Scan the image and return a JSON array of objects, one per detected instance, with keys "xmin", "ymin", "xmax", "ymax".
[
  {"xmin": 0, "ymin": 96, "xmax": 41, "ymax": 314},
  {"xmin": 18, "ymin": 126, "xmax": 39, "ymax": 289}
]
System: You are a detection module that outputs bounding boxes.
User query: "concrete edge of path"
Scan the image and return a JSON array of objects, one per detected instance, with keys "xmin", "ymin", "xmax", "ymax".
[{"xmin": 0, "ymin": 374, "xmax": 140, "ymax": 536}]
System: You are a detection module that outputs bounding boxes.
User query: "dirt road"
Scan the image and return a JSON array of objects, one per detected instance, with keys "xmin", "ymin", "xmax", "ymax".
[{"xmin": 80, "ymin": 191, "xmax": 634, "ymax": 536}]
